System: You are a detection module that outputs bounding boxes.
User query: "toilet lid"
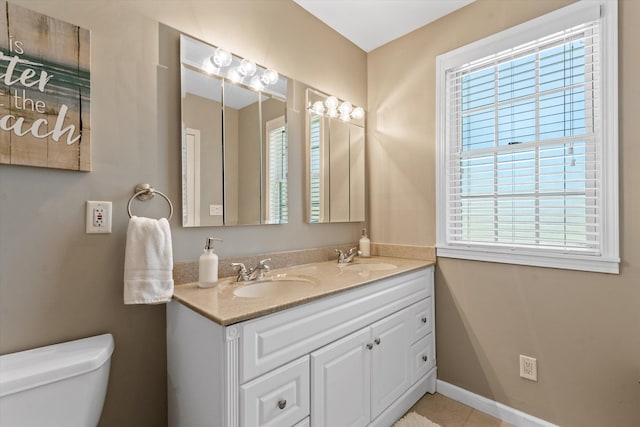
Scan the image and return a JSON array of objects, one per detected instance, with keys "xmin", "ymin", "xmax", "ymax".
[{"xmin": 0, "ymin": 333, "xmax": 114, "ymax": 397}]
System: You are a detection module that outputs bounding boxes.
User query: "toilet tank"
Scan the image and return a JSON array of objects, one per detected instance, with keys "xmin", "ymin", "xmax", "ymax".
[{"xmin": 0, "ymin": 333, "xmax": 114, "ymax": 427}]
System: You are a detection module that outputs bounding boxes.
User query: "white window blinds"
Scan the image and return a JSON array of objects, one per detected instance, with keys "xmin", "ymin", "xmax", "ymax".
[
  {"xmin": 266, "ymin": 117, "xmax": 288, "ymax": 223},
  {"xmin": 436, "ymin": 0, "xmax": 619, "ymax": 273},
  {"xmin": 309, "ymin": 115, "xmax": 322, "ymax": 223}
]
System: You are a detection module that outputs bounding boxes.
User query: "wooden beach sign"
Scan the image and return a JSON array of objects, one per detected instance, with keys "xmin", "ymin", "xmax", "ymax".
[{"xmin": 0, "ymin": 1, "xmax": 91, "ymax": 171}]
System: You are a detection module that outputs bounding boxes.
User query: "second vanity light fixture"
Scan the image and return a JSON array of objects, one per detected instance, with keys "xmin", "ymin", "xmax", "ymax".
[
  {"xmin": 205, "ymin": 46, "xmax": 279, "ymax": 92},
  {"xmin": 309, "ymin": 95, "xmax": 365, "ymax": 123}
]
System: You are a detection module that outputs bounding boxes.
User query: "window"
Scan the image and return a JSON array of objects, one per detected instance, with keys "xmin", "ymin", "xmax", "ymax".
[
  {"xmin": 309, "ymin": 114, "xmax": 324, "ymax": 222},
  {"xmin": 436, "ymin": 0, "xmax": 619, "ymax": 273},
  {"xmin": 265, "ymin": 116, "xmax": 288, "ymax": 223}
]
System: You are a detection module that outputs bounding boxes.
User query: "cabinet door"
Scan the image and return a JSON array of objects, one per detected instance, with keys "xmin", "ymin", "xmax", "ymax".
[
  {"xmin": 311, "ymin": 328, "xmax": 371, "ymax": 427},
  {"xmin": 370, "ymin": 308, "xmax": 411, "ymax": 419}
]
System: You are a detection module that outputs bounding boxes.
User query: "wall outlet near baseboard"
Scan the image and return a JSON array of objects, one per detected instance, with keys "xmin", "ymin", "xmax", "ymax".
[{"xmin": 519, "ymin": 355, "xmax": 537, "ymax": 381}]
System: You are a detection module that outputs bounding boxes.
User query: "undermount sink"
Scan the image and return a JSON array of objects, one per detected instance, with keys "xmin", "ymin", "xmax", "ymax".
[
  {"xmin": 232, "ymin": 276, "xmax": 316, "ymax": 298},
  {"xmin": 342, "ymin": 262, "xmax": 398, "ymax": 272}
]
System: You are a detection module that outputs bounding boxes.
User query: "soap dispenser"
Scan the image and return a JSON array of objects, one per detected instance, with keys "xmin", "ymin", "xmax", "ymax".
[
  {"xmin": 198, "ymin": 237, "xmax": 223, "ymax": 288},
  {"xmin": 359, "ymin": 228, "xmax": 370, "ymax": 257}
]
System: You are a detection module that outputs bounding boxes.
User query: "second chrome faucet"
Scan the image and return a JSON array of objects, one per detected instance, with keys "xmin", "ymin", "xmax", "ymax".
[{"xmin": 336, "ymin": 248, "xmax": 361, "ymax": 264}]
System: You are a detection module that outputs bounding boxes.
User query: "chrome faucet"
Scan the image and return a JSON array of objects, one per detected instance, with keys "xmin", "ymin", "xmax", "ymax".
[
  {"xmin": 248, "ymin": 258, "xmax": 271, "ymax": 281},
  {"xmin": 231, "ymin": 258, "xmax": 271, "ymax": 282},
  {"xmin": 336, "ymin": 248, "xmax": 361, "ymax": 264},
  {"xmin": 230, "ymin": 262, "xmax": 250, "ymax": 282}
]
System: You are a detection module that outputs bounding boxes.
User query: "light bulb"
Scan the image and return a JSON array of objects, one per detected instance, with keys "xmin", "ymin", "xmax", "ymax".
[
  {"xmin": 339, "ymin": 102, "xmax": 353, "ymax": 115},
  {"xmin": 340, "ymin": 112, "xmax": 351, "ymax": 122},
  {"xmin": 311, "ymin": 101, "xmax": 325, "ymax": 115},
  {"xmin": 351, "ymin": 107, "xmax": 365, "ymax": 120},
  {"xmin": 325, "ymin": 96, "xmax": 339, "ymax": 110},
  {"xmin": 260, "ymin": 69, "xmax": 279, "ymax": 85},
  {"xmin": 327, "ymin": 108, "xmax": 338, "ymax": 118},
  {"xmin": 228, "ymin": 68, "xmax": 242, "ymax": 83},
  {"xmin": 250, "ymin": 76, "xmax": 265, "ymax": 92},
  {"xmin": 203, "ymin": 59, "xmax": 217, "ymax": 74},
  {"xmin": 212, "ymin": 48, "xmax": 232, "ymax": 67},
  {"xmin": 238, "ymin": 59, "xmax": 256, "ymax": 77}
]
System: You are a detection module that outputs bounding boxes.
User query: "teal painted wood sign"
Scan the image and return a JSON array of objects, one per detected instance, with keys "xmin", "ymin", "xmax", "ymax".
[{"xmin": 0, "ymin": 1, "xmax": 91, "ymax": 171}]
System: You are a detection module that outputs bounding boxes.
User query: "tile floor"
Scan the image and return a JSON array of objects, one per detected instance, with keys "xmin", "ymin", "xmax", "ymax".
[{"xmin": 408, "ymin": 393, "xmax": 514, "ymax": 427}]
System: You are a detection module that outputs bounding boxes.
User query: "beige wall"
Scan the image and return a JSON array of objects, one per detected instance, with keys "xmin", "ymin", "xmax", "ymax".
[
  {"xmin": 0, "ymin": 1, "xmax": 366, "ymax": 426},
  {"xmin": 236, "ymin": 98, "xmax": 262, "ymax": 224},
  {"xmin": 367, "ymin": 0, "xmax": 640, "ymax": 426},
  {"xmin": 183, "ymin": 93, "xmax": 224, "ymax": 226}
]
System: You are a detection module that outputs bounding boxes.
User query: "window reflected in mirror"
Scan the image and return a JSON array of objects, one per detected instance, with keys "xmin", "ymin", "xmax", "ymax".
[{"xmin": 305, "ymin": 88, "xmax": 365, "ymax": 223}]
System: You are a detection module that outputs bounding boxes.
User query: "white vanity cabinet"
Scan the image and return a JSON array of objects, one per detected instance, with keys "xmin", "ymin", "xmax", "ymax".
[
  {"xmin": 311, "ymin": 296, "xmax": 434, "ymax": 427},
  {"xmin": 312, "ymin": 307, "xmax": 411, "ymax": 427},
  {"xmin": 167, "ymin": 266, "xmax": 435, "ymax": 427}
]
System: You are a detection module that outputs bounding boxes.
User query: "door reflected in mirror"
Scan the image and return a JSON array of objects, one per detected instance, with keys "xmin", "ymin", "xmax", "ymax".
[
  {"xmin": 180, "ymin": 34, "xmax": 288, "ymax": 227},
  {"xmin": 306, "ymin": 88, "xmax": 365, "ymax": 223}
]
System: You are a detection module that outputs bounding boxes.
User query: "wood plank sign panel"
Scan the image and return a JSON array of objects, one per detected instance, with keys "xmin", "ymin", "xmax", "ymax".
[{"xmin": 0, "ymin": 0, "xmax": 91, "ymax": 171}]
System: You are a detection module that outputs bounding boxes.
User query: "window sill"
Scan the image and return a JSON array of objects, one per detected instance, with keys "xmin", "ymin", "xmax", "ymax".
[{"xmin": 436, "ymin": 246, "xmax": 620, "ymax": 274}]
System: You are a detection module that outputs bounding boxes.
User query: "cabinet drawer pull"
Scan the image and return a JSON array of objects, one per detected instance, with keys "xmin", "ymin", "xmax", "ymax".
[
  {"xmin": 421, "ymin": 317, "xmax": 427, "ymax": 324},
  {"xmin": 277, "ymin": 399, "xmax": 287, "ymax": 410},
  {"xmin": 374, "ymin": 338, "xmax": 381, "ymax": 345},
  {"xmin": 422, "ymin": 355, "xmax": 428, "ymax": 362},
  {"xmin": 366, "ymin": 343, "xmax": 373, "ymax": 350}
]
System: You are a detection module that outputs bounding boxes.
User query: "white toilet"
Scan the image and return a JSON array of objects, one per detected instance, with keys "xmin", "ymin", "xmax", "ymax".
[{"xmin": 0, "ymin": 333, "xmax": 114, "ymax": 427}]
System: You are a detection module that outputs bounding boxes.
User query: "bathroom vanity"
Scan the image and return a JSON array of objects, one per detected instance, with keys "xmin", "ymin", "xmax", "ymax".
[{"xmin": 167, "ymin": 257, "xmax": 435, "ymax": 427}]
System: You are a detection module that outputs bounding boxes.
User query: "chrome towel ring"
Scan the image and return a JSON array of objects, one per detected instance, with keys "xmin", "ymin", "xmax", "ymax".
[{"xmin": 127, "ymin": 183, "xmax": 173, "ymax": 220}]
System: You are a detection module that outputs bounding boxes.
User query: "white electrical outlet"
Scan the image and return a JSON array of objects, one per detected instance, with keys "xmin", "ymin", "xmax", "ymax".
[
  {"xmin": 519, "ymin": 355, "xmax": 537, "ymax": 381},
  {"xmin": 86, "ymin": 201, "xmax": 112, "ymax": 234}
]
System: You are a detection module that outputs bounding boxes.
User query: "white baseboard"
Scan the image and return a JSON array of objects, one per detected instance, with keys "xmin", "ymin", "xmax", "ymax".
[{"xmin": 436, "ymin": 380, "xmax": 558, "ymax": 427}]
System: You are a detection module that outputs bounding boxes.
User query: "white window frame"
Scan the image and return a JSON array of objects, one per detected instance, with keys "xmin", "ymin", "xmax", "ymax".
[{"xmin": 435, "ymin": 0, "xmax": 619, "ymax": 274}]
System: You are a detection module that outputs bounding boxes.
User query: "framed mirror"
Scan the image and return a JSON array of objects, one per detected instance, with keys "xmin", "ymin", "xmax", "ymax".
[
  {"xmin": 306, "ymin": 88, "xmax": 365, "ymax": 223},
  {"xmin": 180, "ymin": 34, "xmax": 288, "ymax": 227}
]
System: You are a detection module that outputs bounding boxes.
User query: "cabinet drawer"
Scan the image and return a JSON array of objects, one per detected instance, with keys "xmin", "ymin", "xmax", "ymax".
[
  {"xmin": 293, "ymin": 417, "xmax": 310, "ymax": 427},
  {"xmin": 410, "ymin": 334, "xmax": 435, "ymax": 382},
  {"xmin": 240, "ymin": 267, "xmax": 432, "ymax": 382},
  {"xmin": 408, "ymin": 297, "xmax": 432, "ymax": 343},
  {"xmin": 241, "ymin": 356, "xmax": 310, "ymax": 427}
]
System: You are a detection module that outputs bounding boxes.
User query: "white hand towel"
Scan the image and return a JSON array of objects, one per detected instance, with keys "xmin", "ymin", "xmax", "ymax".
[{"xmin": 124, "ymin": 216, "xmax": 174, "ymax": 304}]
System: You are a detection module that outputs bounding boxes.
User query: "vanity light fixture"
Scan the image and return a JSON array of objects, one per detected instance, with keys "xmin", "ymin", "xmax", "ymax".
[
  {"xmin": 205, "ymin": 47, "xmax": 279, "ymax": 92},
  {"xmin": 308, "ymin": 95, "xmax": 365, "ymax": 122}
]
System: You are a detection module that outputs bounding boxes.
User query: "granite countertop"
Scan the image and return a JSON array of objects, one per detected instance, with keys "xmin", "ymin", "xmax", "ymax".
[{"xmin": 172, "ymin": 256, "xmax": 435, "ymax": 326}]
